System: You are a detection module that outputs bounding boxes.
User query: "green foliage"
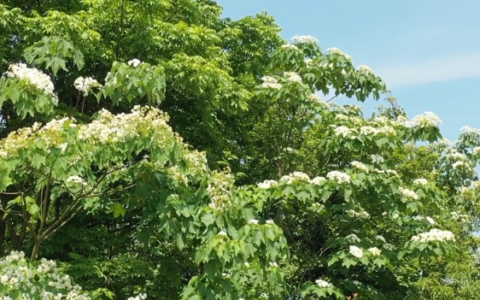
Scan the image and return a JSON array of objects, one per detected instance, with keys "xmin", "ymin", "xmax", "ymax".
[{"xmin": 1, "ymin": 1, "xmax": 480, "ymax": 300}]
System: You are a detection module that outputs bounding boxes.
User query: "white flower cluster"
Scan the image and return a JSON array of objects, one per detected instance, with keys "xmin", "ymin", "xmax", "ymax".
[
  {"xmin": 207, "ymin": 170, "xmax": 234, "ymax": 211},
  {"xmin": 334, "ymin": 126, "xmax": 352, "ymax": 137},
  {"xmin": 368, "ymin": 247, "xmax": 381, "ymax": 256},
  {"xmin": 411, "ymin": 229, "xmax": 455, "ymax": 243},
  {"xmin": 346, "ymin": 209, "xmax": 370, "ymax": 219},
  {"xmin": 413, "ymin": 178, "xmax": 428, "ymax": 186},
  {"xmin": 280, "ymin": 171, "xmax": 310, "ymax": 184},
  {"xmin": 65, "ymin": 175, "xmax": 87, "ymax": 186},
  {"xmin": 74, "ymin": 76, "xmax": 100, "ymax": 96},
  {"xmin": 217, "ymin": 231, "xmax": 228, "ymax": 236},
  {"xmin": 349, "ymin": 245, "xmax": 363, "ymax": 258},
  {"xmin": 450, "ymin": 211, "xmax": 470, "ymax": 222},
  {"xmin": 127, "ymin": 294, "xmax": 147, "ymax": 300},
  {"xmin": 399, "ymin": 187, "xmax": 418, "ymax": 200},
  {"xmin": 326, "ymin": 48, "xmax": 352, "ymax": 61},
  {"xmin": 291, "ymin": 35, "xmax": 318, "ymax": 44},
  {"xmin": 345, "ymin": 234, "xmax": 361, "ymax": 243},
  {"xmin": 307, "ymin": 93, "xmax": 320, "ymax": 102},
  {"xmin": 357, "ymin": 65, "xmax": 373, "ymax": 74},
  {"xmin": 283, "ymin": 71, "xmax": 302, "ymax": 83},
  {"xmin": 351, "ymin": 161, "xmax": 369, "ymax": 172},
  {"xmin": 310, "ymin": 176, "xmax": 327, "ymax": 185},
  {"xmin": 281, "ymin": 43, "xmax": 299, "ymax": 50},
  {"xmin": 6, "ymin": 63, "xmax": 58, "ymax": 105},
  {"xmin": 315, "ymin": 278, "xmax": 333, "ymax": 288},
  {"xmin": 0, "ymin": 251, "xmax": 91, "ymax": 299},
  {"xmin": 127, "ymin": 58, "xmax": 141, "ymax": 68},
  {"xmin": 452, "ymin": 161, "xmax": 471, "ymax": 170},
  {"xmin": 261, "ymin": 76, "xmax": 282, "ymax": 89},
  {"xmin": 370, "ymin": 154, "xmax": 384, "ymax": 164},
  {"xmin": 460, "ymin": 126, "xmax": 480, "ymax": 134},
  {"xmin": 326, "ymin": 171, "xmax": 350, "ymax": 184},
  {"xmin": 375, "ymin": 235, "xmax": 386, "ymax": 243},
  {"xmin": 258, "ymin": 180, "xmax": 278, "ymax": 189},
  {"xmin": 412, "ymin": 112, "xmax": 442, "ymax": 128}
]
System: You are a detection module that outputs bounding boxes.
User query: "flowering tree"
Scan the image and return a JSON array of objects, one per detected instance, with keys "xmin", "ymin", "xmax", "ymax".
[{"xmin": 1, "ymin": 1, "xmax": 480, "ymax": 299}]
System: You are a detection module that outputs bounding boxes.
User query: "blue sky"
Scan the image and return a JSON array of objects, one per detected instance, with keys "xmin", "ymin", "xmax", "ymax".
[{"xmin": 217, "ymin": 0, "xmax": 480, "ymax": 141}]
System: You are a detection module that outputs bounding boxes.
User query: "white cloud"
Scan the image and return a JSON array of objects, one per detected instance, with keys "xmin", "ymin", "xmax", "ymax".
[{"xmin": 375, "ymin": 52, "xmax": 480, "ymax": 88}]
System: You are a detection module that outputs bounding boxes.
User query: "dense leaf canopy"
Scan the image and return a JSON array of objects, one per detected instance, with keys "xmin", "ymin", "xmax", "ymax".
[{"xmin": 1, "ymin": 1, "xmax": 480, "ymax": 299}]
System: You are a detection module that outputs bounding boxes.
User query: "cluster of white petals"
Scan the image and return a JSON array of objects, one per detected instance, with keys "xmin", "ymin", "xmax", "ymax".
[
  {"xmin": 357, "ymin": 65, "xmax": 373, "ymax": 74},
  {"xmin": 370, "ymin": 154, "xmax": 385, "ymax": 164},
  {"xmin": 261, "ymin": 76, "xmax": 282, "ymax": 89},
  {"xmin": 281, "ymin": 43, "xmax": 299, "ymax": 50},
  {"xmin": 326, "ymin": 171, "xmax": 350, "ymax": 184},
  {"xmin": 351, "ymin": 161, "xmax": 369, "ymax": 172},
  {"xmin": 346, "ymin": 209, "xmax": 370, "ymax": 219},
  {"xmin": 399, "ymin": 187, "xmax": 419, "ymax": 200},
  {"xmin": 6, "ymin": 63, "xmax": 58, "ymax": 105},
  {"xmin": 207, "ymin": 170, "xmax": 234, "ymax": 211},
  {"xmin": 291, "ymin": 35, "xmax": 318, "ymax": 44},
  {"xmin": 0, "ymin": 251, "xmax": 91, "ymax": 299},
  {"xmin": 411, "ymin": 229, "xmax": 455, "ymax": 243},
  {"xmin": 280, "ymin": 171, "xmax": 310, "ymax": 184},
  {"xmin": 127, "ymin": 58, "xmax": 141, "ymax": 68},
  {"xmin": 412, "ymin": 112, "xmax": 442, "ymax": 128},
  {"xmin": 368, "ymin": 247, "xmax": 381, "ymax": 256},
  {"xmin": 74, "ymin": 76, "xmax": 100, "ymax": 96},
  {"xmin": 315, "ymin": 278, "xmax": 333, "ymax": 288},
  {"xmin": 349, "ymin": 245, "xmax": 363, "ymax": 258},
  {"xmin": 334, "ymin": 126, "xmax": 352, "ymax": 137},
  {"xmin": 413, "ymin": 178, "xmax": 428, "ymax": 186},
  {"xmin": 460, "ymin": 126, "xmax": 480, "ymax": 134},
  {"xmin": 127, "ymin": 294, "xmax": 147, "ymax": 300},
  {"xmin": 258, "ymin": 180, "xmax": 278, "ymax": 189},
  {"xmin": 283, "ymin": 71, "xmax": 302, "ymax": 83},
  {"xmin": 326, "ymin": 48, "xmax": 352, "ymax": 61},
  {"xmin": 65, "ymin": 175, "xmax": 87, "ymax": 186},
  {"xmin": 310, "ymin": 176, "xmax": 327, "ymax": 185}
]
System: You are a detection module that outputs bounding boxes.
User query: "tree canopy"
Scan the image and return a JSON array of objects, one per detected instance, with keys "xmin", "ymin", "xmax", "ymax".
[{"xmin": 1, "ymin": 1, "xmax": 480, "ymax": 299}]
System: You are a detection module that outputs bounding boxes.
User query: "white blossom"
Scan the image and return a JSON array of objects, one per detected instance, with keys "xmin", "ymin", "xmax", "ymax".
[
  {"xmin": 283, "ymin": 71, "xmax": 302, "ymax": 83},
  {"xmin": 327, "ymin": 171, "xmax": 350, "ymax": 184},
  {"xmin": 460, "ymin": 126, "xmax": 480, "ymax": 134},
  {"xmin": 65, "ymin": 176, "xmax": 87, "ymax": 186},
  {"xmin": 413, "ymin": 178, "xmax": 428, "ymax": 186},
  {"xmin": 248, "ymin": 219, "xmax": 259, "ymax": 225},
  {"xmin": 261, "ymin": 76, "xmax": 282, "ymax": 89},
  {"xmin": 310, "ymin": 176, "xmax": 327, "ymax": 185},
  {"xmin": 411, "ymin": 229, "xmax": 455, "ymax": 243},
  {"xmin": 74, "ymin": 76, "xmax": 100, "ymax": 96},
  {"xmin": 368, "ymin": 247, "xmax": 381, "ymax": 256},
  {"xmin": 281, "ymin": 43, "xmax": 299, "ymax": 50},
  {"xmin": 399, "ymin": 187, "xmax": 418, "ymax": 200},
  {"xmin": 266, "ymin": 219, "xmax": 275, "ymax": 224},
  {"xmin": 345, "ymin": 234, "xmax": 361, "ymax": 243},
  {"xmin": 357, "ymin": 65, "xmax": 373, "ymax": 74},
  {"xmin": 258, "ymin": 180, "xmax": 278, "ymax": 189},
  {"xmin": 127, "ymin": 58, "xmax": 141, "ymax": 68},
  {"xmin": 351, "ymin": 161, "xmax": 369, "ymax": 172},
  {"xmin": 334, "ymin": 126, "xmax": 352, "ymax": 137},
  {"xmin": 218, "ymin": 231, "xmax": 228, "ymax": 236},
  {"xmin": 315, "ymin": 278, "xmax": 333, "ymax": 288},
  {"xmin": 326, "ymin": 48, "xmax": 352, "ymax": 61},
  {"xmin": 370, "ymin": 154, "xmax": 384, "ymax": 164},
  {"xmin": 426, "ymin": 217, "xmax": 435, "ymax": 225},
  {"xmin": 6, "ymin": 63, "xmax": 58, "ymax": 105},
  {"xmin": 291, "ymin": 35, "xmax": 318, "ymax": 44},
  {"xmin": 349, "ymin": 245, "xmax": 363, "ymax": 258},
  {"xmin": 280, "ymin": 171, "xmax": 310, "ymax": 184},
  {"xmin": 413, "ymin": 112, "xmax": 442, "ymax": 128}
]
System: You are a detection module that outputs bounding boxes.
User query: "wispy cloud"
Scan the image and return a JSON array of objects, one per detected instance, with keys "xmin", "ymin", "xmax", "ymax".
[{"xmin": 375, "ymin": 52, "xmax": 480, "ymax": 88}]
